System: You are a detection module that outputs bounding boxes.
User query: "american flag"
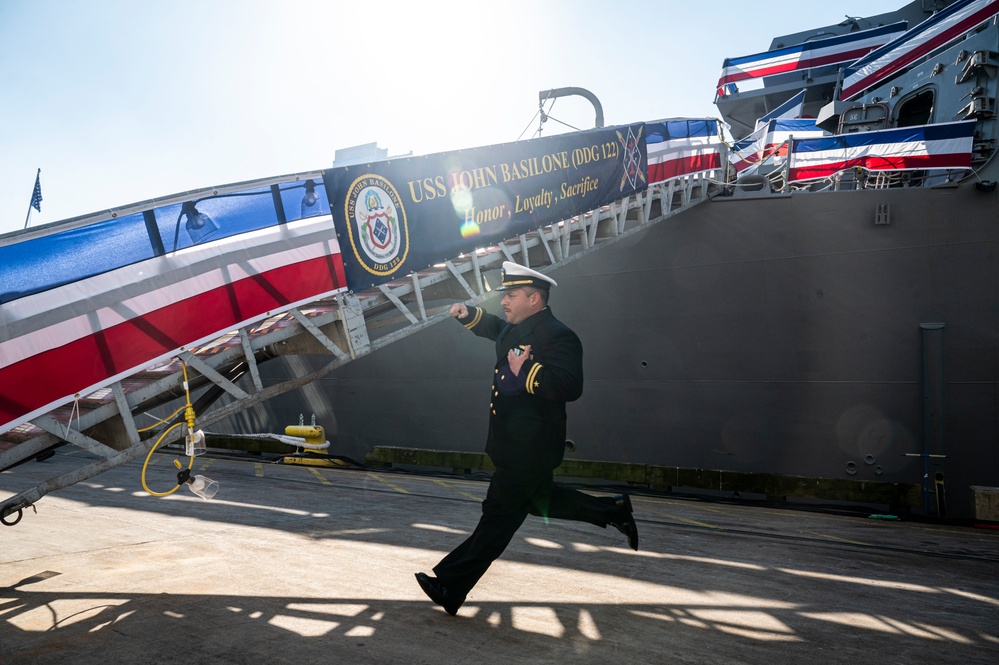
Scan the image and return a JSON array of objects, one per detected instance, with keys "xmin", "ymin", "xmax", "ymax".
[{"xmin": 30, "ymin": 170, "xmax": 42, "ymax": 212}]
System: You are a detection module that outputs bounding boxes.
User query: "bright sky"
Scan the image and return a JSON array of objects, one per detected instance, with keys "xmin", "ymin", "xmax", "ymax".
[{"xmin": 0, "ymin": 0, "xmax": 907, "ymax": 236}]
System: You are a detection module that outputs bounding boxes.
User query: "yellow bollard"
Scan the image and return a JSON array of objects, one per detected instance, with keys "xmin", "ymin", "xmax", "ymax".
[
  {"xmin": 284, "ymin": 425, "xmax": 326, "ymax": 446},
  {"xmin": 282, "ymin": 425, "xmax": 337, "ymax": 467}
]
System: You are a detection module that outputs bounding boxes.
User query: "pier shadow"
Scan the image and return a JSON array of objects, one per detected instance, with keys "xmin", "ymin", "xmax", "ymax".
[
  {"xmin": 2, "ymin": 564, "xmax": 997, "ymax": 665},
  {"xmin": 2, "ymin": 452, "xmax": 998, "ymax": 664}
]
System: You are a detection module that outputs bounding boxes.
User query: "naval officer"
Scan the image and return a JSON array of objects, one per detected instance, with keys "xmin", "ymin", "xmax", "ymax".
[{"xmin": 416, "ymin": 261, "xmax": 639, "ymax": 616}]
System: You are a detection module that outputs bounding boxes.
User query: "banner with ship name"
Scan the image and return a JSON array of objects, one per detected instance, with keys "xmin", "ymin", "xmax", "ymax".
[
  {"xmin": 716, "ymin": 21, "xmax": 907, "ymax": 96},
  {"xmin": 731, "ymin": 118, "xmax": 828, "ymax": 174},
  {"xmin": 645, "ymin": 119, "xmax": 723, "ymax": 184},
  {"xmin": 324, "ymin": 124, "xmax": 647, "ymax": 290},
  {"xmin": 841, "ymin": 0, "xmax": 999, "ymax": 100},
  {"xmin": 787, "ymin": 120, "xmax": 977, "ymax": 182}
]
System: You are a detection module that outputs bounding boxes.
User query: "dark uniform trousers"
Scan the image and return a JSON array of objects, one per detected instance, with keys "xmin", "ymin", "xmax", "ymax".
[
  {"xmin": 432, "ymin": 304, "xmax": 624, "ymax": 601},
  {"xmin": 434, "ymin": 467, "xmax": 623, "ymax": 599}
]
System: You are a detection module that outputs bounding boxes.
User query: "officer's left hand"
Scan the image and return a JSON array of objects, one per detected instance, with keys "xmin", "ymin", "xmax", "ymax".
[{"xmin": 507, "ymin": 344, "xmax": 532, "ymax": 376}]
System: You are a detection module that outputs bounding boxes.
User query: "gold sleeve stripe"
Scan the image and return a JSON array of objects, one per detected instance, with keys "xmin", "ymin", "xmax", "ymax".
[
  {"xmin": 463, "ymin": 307, "xmax": 483, "ymax": 329},
  {"xmin": 525, "ymin": 363, "xmax": 543, "ymax": 394}
]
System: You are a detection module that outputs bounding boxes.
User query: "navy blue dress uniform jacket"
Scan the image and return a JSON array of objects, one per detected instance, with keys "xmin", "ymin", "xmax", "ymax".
[{"xmin": 457, "ymin": 305, "xmax": 583, "ymax": 472}]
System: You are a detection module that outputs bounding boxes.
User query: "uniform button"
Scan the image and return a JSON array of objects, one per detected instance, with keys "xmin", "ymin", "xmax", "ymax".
[
  {"xmin": 501, "ymin": 375, "xmax": 505, "ymax": 380},
  {"xmin": 492, "ymin": 410, "xmax": 497, "ymax": 415},
  {"xmin": 495, "ymin": 369, "xmax": 498, "ymax": 374},
  {"xmin": 489, "ymin": 403, "xmax": 493, "ymax": 408}
]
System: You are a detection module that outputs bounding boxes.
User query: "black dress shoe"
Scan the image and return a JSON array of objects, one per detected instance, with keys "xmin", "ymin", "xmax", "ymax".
[
  {"xmin": 415, "ymin": 572, "xmax": 464, "ymax": 616},
  {"xmin": 610, "ymin": 494, "xmax": 639, "ymax": 551}
]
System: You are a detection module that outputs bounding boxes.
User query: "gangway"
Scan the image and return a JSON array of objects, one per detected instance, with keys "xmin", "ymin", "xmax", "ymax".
[{"xmin": 0, "ymin": 155, "xmax": 719, "ymax": 526}]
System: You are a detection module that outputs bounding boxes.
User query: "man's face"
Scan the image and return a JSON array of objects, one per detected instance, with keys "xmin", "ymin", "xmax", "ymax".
[{"xmin": 501, "ymin": 287, "xmax": 538, "ymax": 325}]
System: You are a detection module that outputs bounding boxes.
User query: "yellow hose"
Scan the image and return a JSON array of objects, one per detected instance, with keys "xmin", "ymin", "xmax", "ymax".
[
  {"xmin": 140, "ymin": 422, "xmax": 191, "ymax": 496},
  {"xmin": 139, "ymin": 360, "xmax": 197, "ymax": 497}
]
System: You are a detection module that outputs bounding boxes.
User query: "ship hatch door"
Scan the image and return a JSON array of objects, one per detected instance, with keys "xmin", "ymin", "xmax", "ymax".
[
  {"xmin": 838, "ymin": 102, "xmax": 888, "ymax": 133},
  {"xmin": 895, "ymin": 89, "xmax": 934, "ymax": 127}
]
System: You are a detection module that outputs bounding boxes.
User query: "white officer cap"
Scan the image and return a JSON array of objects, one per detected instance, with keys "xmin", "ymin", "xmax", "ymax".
[{"xmin": 496, "ymin": 261, "xmax": 558, "ymax": 291}]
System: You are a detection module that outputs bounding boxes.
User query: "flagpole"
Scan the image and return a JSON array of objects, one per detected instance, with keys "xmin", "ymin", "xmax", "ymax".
[{"xmin": 24, "ymin": 168, "xmax": 40, "ymax": 229}]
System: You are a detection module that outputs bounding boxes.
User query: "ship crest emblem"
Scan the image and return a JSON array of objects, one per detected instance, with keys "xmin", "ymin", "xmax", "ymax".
[
  {"xmin": 617, "ymin": 126, "xmax": 647, "ymax": 191},
  {"xmin": 344, "ymin": 174, "xmax": 409, "ymax": 277}
]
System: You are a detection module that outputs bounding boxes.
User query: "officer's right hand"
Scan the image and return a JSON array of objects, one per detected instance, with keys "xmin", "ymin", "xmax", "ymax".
[{"xmin": 449, "ymin": 303, "xmax": 468, "ymax": 318}]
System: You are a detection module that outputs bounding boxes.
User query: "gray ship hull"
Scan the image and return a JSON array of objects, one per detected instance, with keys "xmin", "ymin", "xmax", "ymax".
[{"xmin": 224, "ymin": 181, "xmax": 998, "ymax": 518}]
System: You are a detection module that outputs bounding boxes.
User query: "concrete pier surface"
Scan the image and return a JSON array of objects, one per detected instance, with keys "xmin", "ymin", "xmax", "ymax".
[{"xmin": 2, "ymin": 450, "xmax": 997, "ymax": 664}]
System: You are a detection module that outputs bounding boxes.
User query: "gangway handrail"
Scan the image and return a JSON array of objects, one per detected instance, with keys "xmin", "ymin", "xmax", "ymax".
[
  {"xmin": 0, "ymin": 170, "xmax": 326, "ymax": 246},
  {"xmin": 1, "ymin": 172, "xmax": 335, "ymax": 305}
]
